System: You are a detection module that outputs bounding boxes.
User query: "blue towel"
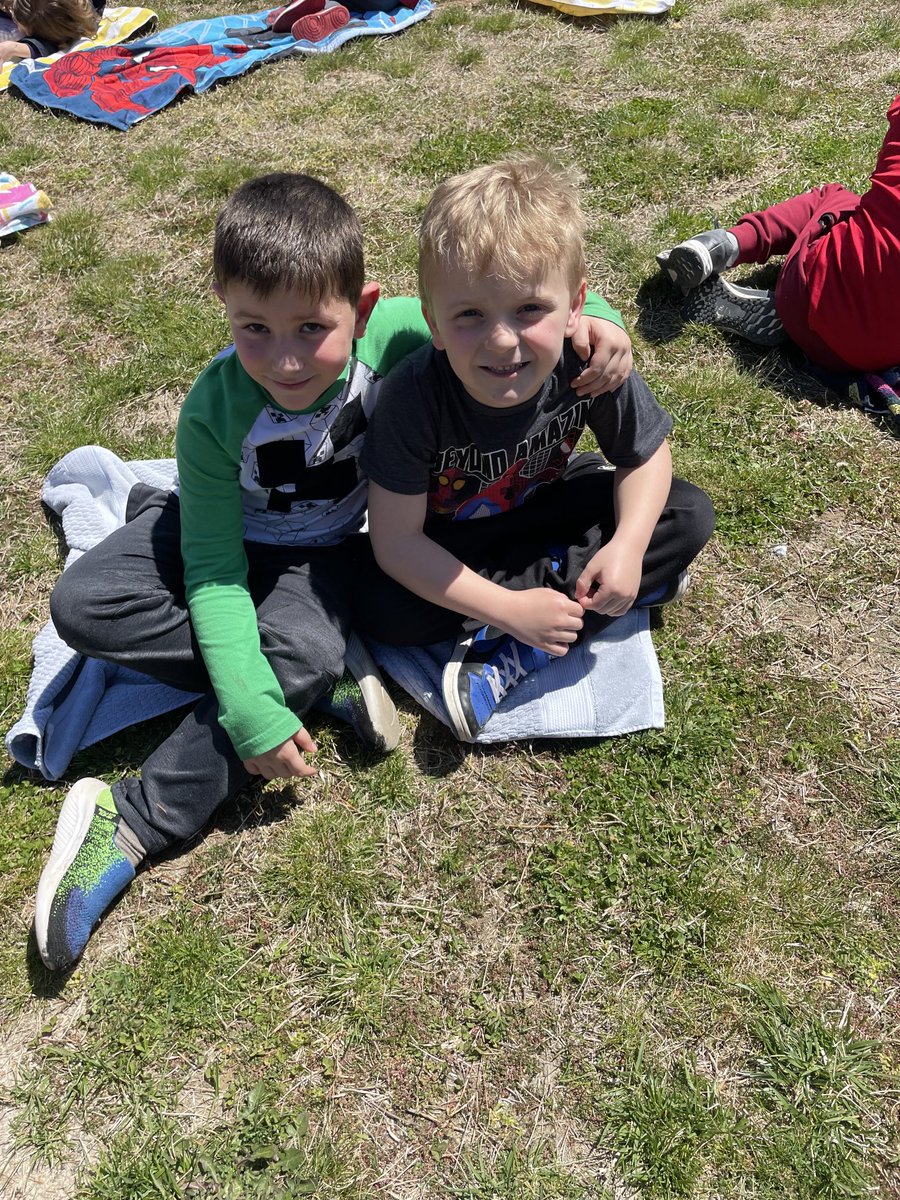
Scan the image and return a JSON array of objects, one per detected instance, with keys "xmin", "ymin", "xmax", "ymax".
[{"xmin": 5, "ymin": 446, "xmax": 664, "ymax": 780}]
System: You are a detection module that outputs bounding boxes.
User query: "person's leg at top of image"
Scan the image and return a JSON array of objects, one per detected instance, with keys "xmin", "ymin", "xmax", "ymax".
[{"xmin": 659, "ymin": 93, "xmax": 900, "ymax": 370}]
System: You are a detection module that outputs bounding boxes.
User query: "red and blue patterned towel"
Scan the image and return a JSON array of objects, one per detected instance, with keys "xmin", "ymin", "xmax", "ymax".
[{"xmin": 8, "ymin": 2, "xmax": 433, "ymax": 130}]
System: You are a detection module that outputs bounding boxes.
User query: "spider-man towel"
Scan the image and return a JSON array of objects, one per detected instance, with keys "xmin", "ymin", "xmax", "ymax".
[{"xmin": 8, "ymin": 4, "xmax": 433, "ymax": 129}]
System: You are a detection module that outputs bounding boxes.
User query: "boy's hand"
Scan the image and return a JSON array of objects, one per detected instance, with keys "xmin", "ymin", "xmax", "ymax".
[
  {"xmin": 570, "ymin": 316, "xmax": 633, "ymax": 396},
  {"xmin": 575, "ymin": 542, "xmax": 643, "ymax": 618},
  {"xmin": 0, "ymin": 39, "xmax": 30, "ymax": 62},
  {"xmin": 503, "ymin": 588, "xmax": 584, "ymax": 656},
  {"xmin": 243, "ymin": 728, "xmax": 318, "ymax": 781}
]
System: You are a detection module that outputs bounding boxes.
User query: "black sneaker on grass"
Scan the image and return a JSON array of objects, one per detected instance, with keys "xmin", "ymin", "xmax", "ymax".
[
  {"xmin": 442, "ymin": 626, "xmax": 554, "ymax": 742},
  {"xmin": 681, "ymin": 277, "xmax": 787, "ymax": 348},
  {"xmin": 314, "ymin": 630, "xmax": 400, "ymax": 754}
]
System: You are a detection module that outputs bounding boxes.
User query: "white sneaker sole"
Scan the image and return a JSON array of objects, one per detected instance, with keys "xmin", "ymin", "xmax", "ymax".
[
  {"xmin": 344, "ymin": 631, "xmax": 401, "ymax": 753},
  {"xmin": 660, "ymin": 241, "xmax": 717, "ymax": 293},
  {"xmin": 33, "ymin": 777, "xmax": 107, "ymax": 965},
  {"xmin": 441, "ymin": 652, "xmax": 475, "ymax": 743}
]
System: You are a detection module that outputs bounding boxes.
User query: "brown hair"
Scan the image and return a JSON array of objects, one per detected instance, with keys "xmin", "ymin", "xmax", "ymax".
[
  {"xmin": 418, "ymin": 156, "xmax": 587, "ymax": 304},
  {"xmin": 213, "ymin": 172, "xmax": 365, "ymax": 304},
  {"xmin": 10, "ymin": 0, "xmax": 99, "ymax": 44}
]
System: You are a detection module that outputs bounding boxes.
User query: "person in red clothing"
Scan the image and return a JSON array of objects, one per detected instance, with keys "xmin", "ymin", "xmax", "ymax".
[{"xmin": 657, "ymin": 92, "xmax": 900, "ymax": 375}]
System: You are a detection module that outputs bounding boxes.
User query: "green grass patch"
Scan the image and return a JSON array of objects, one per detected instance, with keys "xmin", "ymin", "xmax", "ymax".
[
  {"xmin": 598, "ymin": 1050, "xmax": 745, "ymax": 1197},
  {"xmin": 37, "ymin": 209, "xmax": 106, "ymax": 276},
  {"xmin": 125, "ymin": 143, "xmax": 190, "ymax": 198},
  {"xmin": 404, "ymin": 128, "xmax": 515, "ymax": 183},
  {"xmin": 261, "ymin": 804, "xmax": 390, "ymax": 929},
  {"xmin": 743, "ymin": 984, "xmax": 889, "ymax": 1198}
]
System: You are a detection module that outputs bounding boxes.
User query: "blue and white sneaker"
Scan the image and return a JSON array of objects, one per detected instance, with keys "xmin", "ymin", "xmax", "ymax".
[
  {"xmin": 442, "ymin": 626, "xmax": 554, "ymax": 742},
  {"xmin": 635, "ymin": 570, "xmax": 691, "ymax": 608},
  {"xmin": 313, "ymin": 631, "xmax": 400, "ymax": 754},
  {"xmin": 34, "ymin": 778, "xmax": 142, "ymax": 972}
]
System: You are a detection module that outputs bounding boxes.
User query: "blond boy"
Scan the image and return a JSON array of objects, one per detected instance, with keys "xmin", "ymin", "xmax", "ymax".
[{"xmin": 360, "ymin": 157, "xmax": 715, "ymax": 740}]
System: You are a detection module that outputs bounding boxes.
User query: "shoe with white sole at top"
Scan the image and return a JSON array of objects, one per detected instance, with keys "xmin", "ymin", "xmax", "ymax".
[
  {"xmin": 291, "ymin": 1, "xmax": 350, "ymax": 41},
  {"xmin": 635, "ymin": 570, "xmax": 691, "ymax": 608},
  {"xmin": 314, "ymin": 630, "xmax": 400, "ymax": 754},
  {"xmin": 657, "ymin": 228, "xmax": 740, "ymax": 294}
]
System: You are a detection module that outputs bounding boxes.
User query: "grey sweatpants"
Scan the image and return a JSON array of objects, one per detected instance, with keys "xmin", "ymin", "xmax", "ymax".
[{"xmin": 49, "ymin": 485, "xmax": 361, "ymax": 855}]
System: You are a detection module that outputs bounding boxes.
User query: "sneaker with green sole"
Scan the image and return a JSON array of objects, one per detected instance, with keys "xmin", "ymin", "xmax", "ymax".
[{"xmin": 34, "ymin": 778, "xmax": 142, "ymax": 972}]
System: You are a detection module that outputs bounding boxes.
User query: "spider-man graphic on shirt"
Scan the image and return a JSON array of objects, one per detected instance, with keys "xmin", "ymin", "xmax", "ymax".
[{"xmin": 430, "ymin": 434, "xmax": 578, "ymax": 520}]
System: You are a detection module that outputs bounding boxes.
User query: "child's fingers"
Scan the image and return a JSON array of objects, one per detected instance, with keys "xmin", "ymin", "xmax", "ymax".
[
  {"xmin": 243, "ymin": 736, "xmax": 317, "ymax": 780},
  {"xmin": 292, "ymin": 727, "xmax": 318, "ymax": 755},
  {"xmin": 589, "ymin": 348, "xmax": 633, "ymax": 395},
  {"xmin": 569, "ymin": 326, "xmax": 591, "ymax": 362}
]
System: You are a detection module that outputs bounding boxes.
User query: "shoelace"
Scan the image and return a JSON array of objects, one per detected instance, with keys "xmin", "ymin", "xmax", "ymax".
[{"xmin": 484, "ymin": 642, "xmax": 527, "ymax": 704}]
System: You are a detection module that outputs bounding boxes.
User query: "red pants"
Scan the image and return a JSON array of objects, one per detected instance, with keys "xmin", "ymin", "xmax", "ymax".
[{"xmin": 728, "ymin": 94, "xmax": 900, "ymax": 372}]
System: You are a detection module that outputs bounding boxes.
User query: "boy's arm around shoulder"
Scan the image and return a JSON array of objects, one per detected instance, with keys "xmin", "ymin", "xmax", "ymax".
[
  {"xmin": 571, "ymin": 290, "xmax": 633, "ymax": 396},
  {"xmin": 582, "ymin": 290, "xmax": 624, "ymax": 329},
  {"xmin": 355, "ymin": 295, "xmax": 434, "ymax": 378}
]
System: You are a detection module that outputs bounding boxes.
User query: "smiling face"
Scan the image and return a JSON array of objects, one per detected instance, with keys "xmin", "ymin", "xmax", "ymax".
[
  {"xmin": 423, "ymin": 262, "xmax": 586, "ymax": 410},
  {"xmin": 215, "ymin": 279, "xmax": 379, "ymax": 412}
]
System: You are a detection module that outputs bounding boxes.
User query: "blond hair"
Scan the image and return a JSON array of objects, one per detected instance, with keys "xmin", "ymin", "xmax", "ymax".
[
  {"xmin": 10, "ymin": 0, "xmax": 98, "ymax": 44},
  {"xmin": 418, "ymin": 156, "xmax": 586, "ymax": 303}
]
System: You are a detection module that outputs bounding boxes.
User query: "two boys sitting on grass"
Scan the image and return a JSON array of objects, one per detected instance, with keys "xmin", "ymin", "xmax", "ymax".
[{"xmin": 34, "ymin": 166, "xmax": 638, "ymax": 973}]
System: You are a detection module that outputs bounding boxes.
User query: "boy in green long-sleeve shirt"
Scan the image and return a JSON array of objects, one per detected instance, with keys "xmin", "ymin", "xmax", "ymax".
[{"xmin": 33, "ymin": 171, "xmax": 631, "ymax": 971}]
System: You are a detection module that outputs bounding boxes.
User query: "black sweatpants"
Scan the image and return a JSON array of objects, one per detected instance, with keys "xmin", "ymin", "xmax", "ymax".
[{"xmin": 354, "ymin": 454, "xmax": 715, "ymax": 646}]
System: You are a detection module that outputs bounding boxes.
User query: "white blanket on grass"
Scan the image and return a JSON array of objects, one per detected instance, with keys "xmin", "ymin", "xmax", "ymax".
[{"xmin": 5, "ymin": 446, "xmax": 665, "ymax": 780}]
